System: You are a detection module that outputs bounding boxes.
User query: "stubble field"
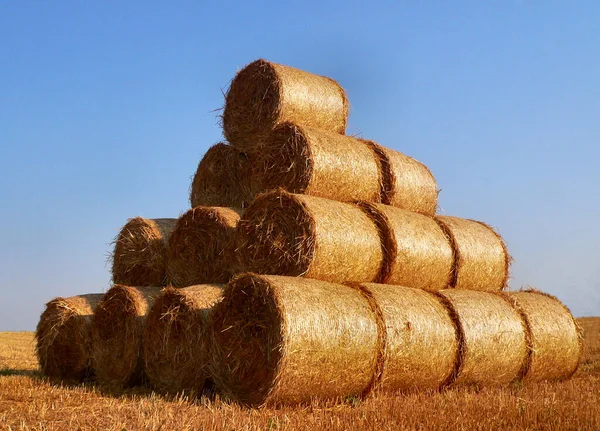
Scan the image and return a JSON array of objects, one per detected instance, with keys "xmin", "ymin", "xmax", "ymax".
[{"xmin": 0, "ymin": 317, "xmax": 598, "ymax": 430}]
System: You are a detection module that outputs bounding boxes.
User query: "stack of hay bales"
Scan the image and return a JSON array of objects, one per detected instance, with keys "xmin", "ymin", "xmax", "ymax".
[{"xmin": 35, "ymin": 58, "xmax": 582, "ymax": 405}]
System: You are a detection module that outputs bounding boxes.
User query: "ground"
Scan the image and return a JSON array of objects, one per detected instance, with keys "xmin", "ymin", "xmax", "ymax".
[{"xmin": 0, "ymin": 317, "xmax": 598, "ymax": 430}]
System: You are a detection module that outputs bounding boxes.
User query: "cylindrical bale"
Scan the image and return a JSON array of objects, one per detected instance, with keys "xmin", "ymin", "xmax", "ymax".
[
  {"xmin": 166, "ymin": 207, "xmax": 241, "ymax": 287},
  {"xmin": 35, "ymin": 294, "xmax": 104, "ymax": 382},
  {"xmin": 506, "ymin": 290, "xmax": 582, "ymax": 382},
  {"xmin": 143, "ymin": 285, "xmax": 224, "ymax": 393},
  {"xmin": 190, "ymin": 143, "xmax": 253, "ymax": 209},
  {"xmin": 91, "ymin": 285, "xmax": 162, "ymax": 387},
  {"xmin": 235, "ymin": 190, "xmax": 383, "ymax": 284},
  {"xmin": 434, "ymin": 216, "xmax": 509, "ymax": 291},
  {"xmin": 359, "ymin": 203, "xmax": 453, "ymax": 289},
  {"xmin": 359, "ymin": 283, "xmax": 457, "ymax": 391},
  {"xmin": 251, "ymin": 123, "xmax": 381, "ymax": 203},
  {"xmin": 209, "ymin": 274, "xmax": 380, "ymax": 406},
  {"xmin": 111, "ymin": 217, "xmax": 177, "ymax": 286},
  {"xmin": 222, "ymin": 59, "xmax": 349, "ymax": 151},
  {"xmin": 438, "ymin": 289, "xmax": 528, "ymax": 386},
  {"xmin": 366, "ymin": 140, "xmax": 438, "ymax": 215}
]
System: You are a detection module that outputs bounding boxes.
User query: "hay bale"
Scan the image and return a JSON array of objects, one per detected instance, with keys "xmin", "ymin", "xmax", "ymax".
[
  {"xmin": 359, "ymin": 283, "xmax": 458, "ymax": 391},
  {"xmin": 366, "ymin": 140, "xmax": 438, "ymax": 215},
  {"xmin": 166, "ymin": 206, "xmax": 241, "ymax": 287},
  {"xmin": 35, "ymin": 294, "xmax": 103, "ymax": 381},
  {"xmin": 358, "ymin": 203, "xmax": 453, "ymax": 289},
  {"xmin": 190, "ymin": 143, "xmax": 253, "ymax": 209},
  {"xmin": 235, "ymin": 190, "xmax": 383, "ymax": 284},
  {"xmin": 438, "ymin": 289, "xmax": 527, "ymax": 386},
  {"xmin": 143, "ymin": 284, "xmax": 224, "ymax": 393},
  {"xmin": 251, "ymin": 123, "xmax": 381, "ymax": 203},
  {"xmin": 506, "ymin": 290, "xmax": 582, "ymax": 381},
  {"xmin": 209, "ymin": 274, "xmax": 380, "ymax": 406},
  {"xmin": 91, "ymin": 285, "xmax": 162, "ymax": 387},
  {"xmin": 111, "ymin": 217, "xmax": 177, "ymax": 286},
  {"xmin": 434, "ymin": 216, "xmax": 509, "ymax": 290},
  {"xmin": 222, "ymin": 59, "xmax": 348, "ymax": 151}
]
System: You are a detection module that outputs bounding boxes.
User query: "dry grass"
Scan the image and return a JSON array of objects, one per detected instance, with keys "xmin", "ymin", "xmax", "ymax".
[{"xmin": 0, "ymin": 318, "xmax": 598, "ymax": 430}]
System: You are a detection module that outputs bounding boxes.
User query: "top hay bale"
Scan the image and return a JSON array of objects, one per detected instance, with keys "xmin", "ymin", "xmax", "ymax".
[
  {"xmin": 222, "ymin": 59, "xmax": 349, "ymax": 151},
  {"xmin": 111, "ymin": 217, "xmax": 177, "ymax": 287}
]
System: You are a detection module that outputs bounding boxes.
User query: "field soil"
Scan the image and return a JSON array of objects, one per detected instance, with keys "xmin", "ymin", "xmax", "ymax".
[{"xmin": 0, "ymin": 317, "xmax": 599, "ymax": 430}]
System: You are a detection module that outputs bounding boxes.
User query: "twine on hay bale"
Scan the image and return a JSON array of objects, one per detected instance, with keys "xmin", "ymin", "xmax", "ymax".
[
  {"xmin": 506, "ymin": 289, "xmax": 582, "ymax": 382},
  {"xmin": 358, "ymin": 203, "xmax": 453, "ymax": 289},
  {"xmin": 235, "ymin": 190, "xmax": 383, "ymax": 284},
  {"xmin": 190, "ymin": 143, "xmax": 253, "ymax": 209},
  {"xmin": 91, "ymin": 285, "xmax": 162, "ymax": 388},
  {"xmin": 209, "ymin": 274, "xmax": 380, "ymax": 407},
  {"xmin": 36, "ymin": 294, "xmax": 103, "ymax": 382},
  {"xmin": 166, "ymin": 206, "xmax": 241, "ymax": 287},
  {"xmin": 111, "ymin": 217, "xmax": 177, "ymax": 287},
  {"xmin": 434, "ymin": 216, "xmax": 510, "ymax": 291},
  {"xmin": 358, "ymin": 283, "xmax": 458, "ymax": 392},
  {"xmin": 438, "ymin": 289, "xmax": 527, "ymax": 386},
  {"xmin": 365, "ymin": 140, "xmax": 438, "ymax": 215},
  {"xmin": 251, "ymin": 123, "xmax": 381, "ymax": 204},
  {"xmin": 143, "ymin": 285, "xmax": 224, "ymax": 394},
  {"xmin": 222, "ymin": 59, "xmax": 349, "ymax": 151}
]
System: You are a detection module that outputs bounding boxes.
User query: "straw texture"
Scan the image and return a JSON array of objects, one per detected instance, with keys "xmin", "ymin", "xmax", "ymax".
[
  {"xmin": 111, "ymin": 217, "xmax": 177, "ymax": 286},
  {"xmin": 209, "ymin": 274, "xmax": 379, "ymax": 407},
  {"xmin": 434, "ymin": 216, "xmax": 509, "ymax": 291},
  {"xmin": 439, "ymin": 290, "xmax": 527, "ymax": 386},
  {"xmin": 91, "ymin": 285, "xmax": 162, "ymax": 387},
  {"xmin": 223, "ymin": 59, "xmax": 348, "ymax": 151},
  {"xmin": 166, "ymin": 206, "xmax": 241, "ymax": 287},
  {"xmin": 366, "ymin": 140, "xmax": 438, "ymax": 215},
  {"xmin": 359, "ymin": 203, "xmax": 453, "ymax": 289},
  {"xmin": 360, "ymin": 283, "xmax": 457, "ymax": 391},
  {"xmin": 251, "ymin": 123, "xmax": 381, "ymax": 203},
  {"xmin": 143, "ymin": 285, "xmax": 224, "ymax": 393},
  {"xmin": 190, "ymin": 143, "xmax": 253, "ymax": 209},
  {"xmin": 507, "ymin": 290, "xmax": 582, "ymax": 382},
  {"xmin": 235, "ymin": 190, "xmax": 383, "ymax": 283},
  {"xmin": 35, "ymin": 294, "xmax": 103, "ymax": 381}
]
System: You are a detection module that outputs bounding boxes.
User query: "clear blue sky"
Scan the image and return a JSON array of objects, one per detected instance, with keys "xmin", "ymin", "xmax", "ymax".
[{"xmin": 1, "ymin": 2, "xmax": 598, "ymax": 330}]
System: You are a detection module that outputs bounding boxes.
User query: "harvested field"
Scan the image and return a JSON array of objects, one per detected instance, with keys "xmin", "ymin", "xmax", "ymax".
[
  {"xmin": 0, "ymin": 318, "xmax": 598, "ymax": 430},
  {"xmin": 111, "ymin": 217, "xmax": 177, "ymax": 287},
  {"xmin": 166, "ymin": 206, "xmax": 241, "ymax": 287},
  {"xmin": 223, "ymin": 59, "xmax": 348, "ymax": 151},
  {"xmin": 190, "ymin": 143, "xmax": 253, "ymax": 208}
]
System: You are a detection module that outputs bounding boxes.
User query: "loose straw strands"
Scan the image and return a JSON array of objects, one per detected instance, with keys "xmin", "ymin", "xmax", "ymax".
[
  {"xmin": 166, "ymin": 206, "xmax": 241, "ymax": 287},
  {"xmin": 36, "ymin": 294, "xmax": 103, "ymax": 382},
  {"xmin": 144, "ymin": 285, "xmax": 224, "ymax": 394},
  {"xmin": 111, "ymin": 218, "xmax": 177, "ymax": 287},
  {"xmin": 223, "ymin": 59, "xmax": 349, "ymax": 151}
]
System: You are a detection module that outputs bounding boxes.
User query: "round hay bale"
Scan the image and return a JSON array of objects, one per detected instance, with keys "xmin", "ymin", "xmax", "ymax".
[
  {"xmin": 507, "ymin": 290, "xmax": 582, "ymax": 381},
  {"xmin": 235, "ymin": 190, "xmax": 383, "ymax": 284},
  {"xmin": 358, "ymin": 203, "xmax": 453, "ymax": 289},
  {"xmin": 366, "ymin": 140, "xmax": 438, "ymax": 215},
  {"xmin": 143, "ymin": 284, "xmax": 224, "ymax": 393},
  {"xmin": 35, "ymin": 294, "xmax": 103, "ymax": 382},
  {"xmin": 190, "ymin": 143, "xmax": 253, "ymax": 209},
  {"xmin": 166, "ymin": 206, "xmax": 241, "ymax": 287},
  {"xmin": 359, "ymin": 283, "xmax": 457, "ymax": 391},
  {"xmin": 209, "ymin": 274, "xmax": 380, "ymax": 406},
  {"xmin": 111, "ymin": 217, "xmax": 177, "ymax": 287},
  {"xmin": 434, "ymin": 216, "xmax": 510, "ymax": 291},
  {"xmin": 222, "ymin": 59, "xmax": 348, "ymax": 151},
  {"xmin": 91, "ymin": 285, "xmax": 162, "ymax": 387},
  {"xmin": 438, "ymin": 289, "xmax": 527, "ymax": 386},
  {"xmin": 251, "ymin": 123, "xmax": 381, "ymax": 203}
]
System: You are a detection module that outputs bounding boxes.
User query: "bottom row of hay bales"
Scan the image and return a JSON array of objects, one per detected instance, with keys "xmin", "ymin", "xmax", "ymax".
[{"xmin": 36, "ymin": 275, "xmax": 582, "ymax": 407}]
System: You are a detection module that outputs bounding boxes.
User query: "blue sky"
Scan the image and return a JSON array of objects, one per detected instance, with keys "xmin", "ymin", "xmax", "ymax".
[{"xmin": 1, "ymin": 2, "xmax": 598, "ymax": 330}]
